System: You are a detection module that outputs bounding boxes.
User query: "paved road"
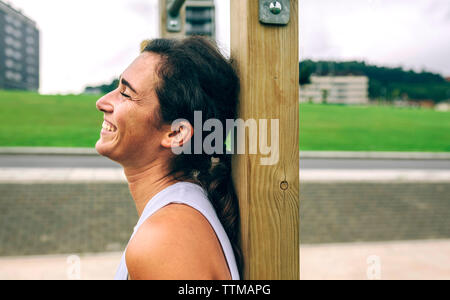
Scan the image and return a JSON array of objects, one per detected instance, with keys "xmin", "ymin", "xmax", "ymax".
[
  {"xmin": 0, "ymin": 155, "xmax": 121, "ymax": 169},
  {"xmin": 301, "ymin": 239, "xmax": 450, "ymax": 280},
  {"xmin": 1, "ymin": 239, "xmax": 449, "ymax": 279},
  {"xmin": 0, "ymin": 154, "xmax": 449, "ymax": 170}
]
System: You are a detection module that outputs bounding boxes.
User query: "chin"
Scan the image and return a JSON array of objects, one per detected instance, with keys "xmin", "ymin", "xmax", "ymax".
[
  {"xmin": 96, "ymin": 139, "xmax": 113, "ymax": 158},
  {"xmin": 96, "ymin": 140, "xmax": 126, "ymax": 166}
]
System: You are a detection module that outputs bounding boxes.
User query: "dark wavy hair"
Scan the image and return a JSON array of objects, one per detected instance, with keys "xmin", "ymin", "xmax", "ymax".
[{"xmin": 143, "ymin": 37, "xmax": 243, "ymax": 277}]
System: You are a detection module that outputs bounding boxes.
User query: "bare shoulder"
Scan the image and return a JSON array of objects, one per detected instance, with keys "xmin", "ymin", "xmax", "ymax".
[{"xmin": 125, "ymin": 204, "xmax": 231, "ymax": 280}]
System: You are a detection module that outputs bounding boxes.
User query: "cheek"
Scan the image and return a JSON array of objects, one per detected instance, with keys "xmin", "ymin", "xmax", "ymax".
[
  {"xmin": 115, "ymin": 102, "xmax": 136, "ymax": 129},
  {"xmin": 117, "ymin": 104, "xmax": 155, "ymax": 141}
]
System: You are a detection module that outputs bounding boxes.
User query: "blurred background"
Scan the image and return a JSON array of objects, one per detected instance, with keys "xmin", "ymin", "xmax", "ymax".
[{"xmin": 0, "ymin": 0, "xmax": 449, "ymax": 280}]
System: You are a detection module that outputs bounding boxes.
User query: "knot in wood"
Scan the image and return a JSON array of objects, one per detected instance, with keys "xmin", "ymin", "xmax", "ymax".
[{"xmin": 280, "ymin": 181, "xmax": 289, "ymax": 191}]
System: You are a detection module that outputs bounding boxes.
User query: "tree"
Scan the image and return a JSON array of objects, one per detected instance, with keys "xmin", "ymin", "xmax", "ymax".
[{"xmin": 84, "ymin": 78, "xmax": 119, "ymax": 95}]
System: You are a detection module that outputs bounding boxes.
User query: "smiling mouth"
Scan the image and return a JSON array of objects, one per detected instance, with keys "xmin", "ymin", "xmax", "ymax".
[{"xmin": 102, "ymin": 121, "xmax": 117, "ymax": 133}]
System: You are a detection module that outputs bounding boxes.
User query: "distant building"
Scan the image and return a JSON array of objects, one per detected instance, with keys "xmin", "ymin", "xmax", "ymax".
[
  {"xmin": 435, "ymin": 102, "xmax": 450, "ymax": 112},
  {"xmin": 300, "ymin": 76, "xmax": 369, "ymax": 104},
  {"xmin": 0, "ymin": 1, "xmax": 39, "ymax": 91}
]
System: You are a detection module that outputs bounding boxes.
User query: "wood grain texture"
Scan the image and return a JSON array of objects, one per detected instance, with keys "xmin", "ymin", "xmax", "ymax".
[{"xmin": 230, "ymin": 0, "xmax": 299, "ymax": 280}]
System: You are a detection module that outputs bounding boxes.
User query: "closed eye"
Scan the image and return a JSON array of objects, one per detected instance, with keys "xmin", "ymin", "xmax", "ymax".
[{"xmin": 121, "ymin": 92, "xmax": 131, "ymax": 99}]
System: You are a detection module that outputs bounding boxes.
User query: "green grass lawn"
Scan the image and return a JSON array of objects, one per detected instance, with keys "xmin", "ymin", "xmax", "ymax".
[
  {"xmin": 0, "ymin": 90, "xmax": 449, "ymax": 151},
  {"xmin": 300, "ymin": 103, "xmax": 450, "ymax": 152},
  {"xmin": 0, "ymin": 90, "xmax": 102, "ymax": 147}
]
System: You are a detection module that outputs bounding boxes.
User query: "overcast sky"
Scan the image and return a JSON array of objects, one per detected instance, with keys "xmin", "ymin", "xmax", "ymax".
[{"xmin": 8, "ymin": 0, "xmax": 450, "ymax": 94}]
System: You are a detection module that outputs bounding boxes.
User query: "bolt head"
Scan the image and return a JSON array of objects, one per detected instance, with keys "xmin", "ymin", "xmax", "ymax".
[{"xmin": 269, "ymin": 1, "xmax": 282, "ymax": 15}]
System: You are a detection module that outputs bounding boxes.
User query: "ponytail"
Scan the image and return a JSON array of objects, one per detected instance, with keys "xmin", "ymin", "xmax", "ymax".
[{"xmin": 197, "ymin": 154, "xmax": 243, "ymax": 279}]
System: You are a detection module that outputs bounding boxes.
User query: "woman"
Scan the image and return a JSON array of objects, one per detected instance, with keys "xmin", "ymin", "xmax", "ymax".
[{"xmin": 95, "ymin": 37, "xmax": 242, "ymax": 280}]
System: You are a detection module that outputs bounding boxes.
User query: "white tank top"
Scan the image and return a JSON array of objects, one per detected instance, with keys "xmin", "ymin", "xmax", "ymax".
[{"xmin": 114, "ymin": 181, "xmax": 240, "ymax": 280}]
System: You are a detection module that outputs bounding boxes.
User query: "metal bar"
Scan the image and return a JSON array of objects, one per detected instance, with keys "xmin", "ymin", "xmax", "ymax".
[{"xmin": 168, "ymin": 0, "xmax": 186, "ymax": 17}]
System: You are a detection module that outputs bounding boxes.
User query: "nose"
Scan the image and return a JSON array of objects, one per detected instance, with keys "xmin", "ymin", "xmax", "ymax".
[{"xmin": 96, "ymin": 91, "xmax": 115, "ymax": 113}]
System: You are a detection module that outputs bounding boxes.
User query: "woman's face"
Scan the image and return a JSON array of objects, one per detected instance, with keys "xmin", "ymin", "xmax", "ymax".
[{"xmin": 95, "ymin": 52, "xmax": 167, "ymax": 168}]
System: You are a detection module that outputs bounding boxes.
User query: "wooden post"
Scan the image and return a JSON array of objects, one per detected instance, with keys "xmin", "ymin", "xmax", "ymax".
[{"xmin": 230, "ymin": 0, "xmax": 299, "ymax": 280}]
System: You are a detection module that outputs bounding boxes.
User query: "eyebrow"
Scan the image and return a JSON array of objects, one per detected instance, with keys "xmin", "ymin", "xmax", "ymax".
[{"xmin": 119, "ymin": 76, "xmax": 138, "ymax": 95}]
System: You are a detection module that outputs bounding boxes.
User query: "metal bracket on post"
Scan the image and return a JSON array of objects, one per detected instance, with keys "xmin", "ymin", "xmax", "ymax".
[
  {"xmin": 259, "ymin": 0, "xmax": 290, "ymax": 25},
  {"xmin": 166, "ymin": 0, "xmax": 186, "ymax": 32}
]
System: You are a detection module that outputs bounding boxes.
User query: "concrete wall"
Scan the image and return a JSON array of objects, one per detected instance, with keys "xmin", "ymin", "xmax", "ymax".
[
  {"xmin": 0, "ymin": 181, "xmax": 449, "ymax": 256},
  {"xmin": 301, "ymin": 182, "xmax": 450, "ymax": 244},
  {"xmin": 0, "ymin": 183, "xmax": 136, "ymax": 256}
]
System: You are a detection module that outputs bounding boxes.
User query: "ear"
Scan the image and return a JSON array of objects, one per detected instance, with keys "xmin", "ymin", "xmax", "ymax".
[{"xmin": 160, "ymin": 120, "xmax": 194, "ymax": 150}]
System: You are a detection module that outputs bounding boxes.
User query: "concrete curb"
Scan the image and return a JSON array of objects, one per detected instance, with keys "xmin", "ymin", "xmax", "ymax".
[
  {"xmin": 0, "ymin": 147, "xmax": 98, "ymax": 156},
  {"xmin": 1, "ymin": 168, "xmax": 449, "ymax": 183},
  {"xmin": 0, "ymin": 168, "xmax": 126, "ymax": 183},
  {"xmin": 300, "ymin": 169, "xmax": 450, "ymax": 183},
  {"xmin": 0, "ymin": 147, "xmax": 449, "ymax": 160},
  {"xmin": 300, "ymin": 151, "xmax": 450, "ymax": 160}
]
